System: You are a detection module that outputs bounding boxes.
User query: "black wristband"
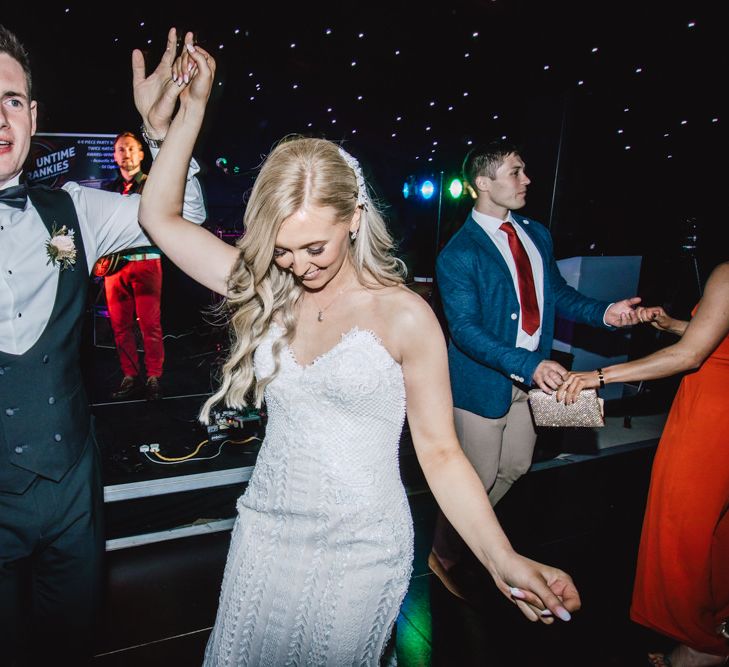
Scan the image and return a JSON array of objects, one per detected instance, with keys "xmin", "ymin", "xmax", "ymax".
[{"xmin": 596, "ymin": 368, "xmax": 605, "ymax": 389}]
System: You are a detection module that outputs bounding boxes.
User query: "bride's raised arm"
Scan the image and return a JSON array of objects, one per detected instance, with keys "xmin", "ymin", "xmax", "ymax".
[{"xmin": 136, "ymin": 31, "xmax": 238, "ymax": 296}]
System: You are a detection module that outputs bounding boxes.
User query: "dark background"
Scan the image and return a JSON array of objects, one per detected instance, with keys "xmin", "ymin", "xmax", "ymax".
[{"xmin": 4, "ymin": 1, "xmax": 725, "ymax": 316}]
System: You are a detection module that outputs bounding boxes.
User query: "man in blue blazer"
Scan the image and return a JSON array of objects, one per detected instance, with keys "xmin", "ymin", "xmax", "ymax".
[{"xmin": 429, "ymin": 140, "xmax": 641, "ymax": 598}]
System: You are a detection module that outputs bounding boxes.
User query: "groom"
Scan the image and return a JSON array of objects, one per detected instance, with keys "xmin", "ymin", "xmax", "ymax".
[{"xmin": 0, "ymin": 26, "xmax": 204, "ymax": 664}]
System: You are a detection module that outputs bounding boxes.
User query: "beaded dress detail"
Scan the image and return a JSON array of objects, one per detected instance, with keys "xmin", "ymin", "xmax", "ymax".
[{"xmin": 203, "ymin": 324, "xmax": 413, "ymax": 666}]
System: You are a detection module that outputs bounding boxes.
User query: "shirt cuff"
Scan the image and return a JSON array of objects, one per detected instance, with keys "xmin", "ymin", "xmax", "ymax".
[
  {"xmin": 602, "ymin": 303, "xmax": 615, "ymax": 327},
  {"xmin": 148, "ymin": 146, "xmax": 200, "ymax": 179}
]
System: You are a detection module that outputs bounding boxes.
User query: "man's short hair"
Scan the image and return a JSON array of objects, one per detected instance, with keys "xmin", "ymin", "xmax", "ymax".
[
  {"xmin": 0, "ymin": 25, "xmax": 32, "ymax": 98},
  {"xmin": 462, "ymin": 139, "xmax": 521, "ymax": 189},
  {"xmin": 114, "ymin": 131, "xmax": 143, "ymax": 149}
]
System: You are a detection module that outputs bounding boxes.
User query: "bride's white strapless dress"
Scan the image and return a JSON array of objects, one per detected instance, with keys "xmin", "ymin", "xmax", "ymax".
[{"xmin": 203, "ymin": 324, "xmax": 414, "ymax": 666}]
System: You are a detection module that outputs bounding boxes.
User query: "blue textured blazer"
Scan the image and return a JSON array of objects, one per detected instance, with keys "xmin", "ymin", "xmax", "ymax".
[{"xmin": 436, "ymin": 214, "xmax": 612, "ymax": 419}]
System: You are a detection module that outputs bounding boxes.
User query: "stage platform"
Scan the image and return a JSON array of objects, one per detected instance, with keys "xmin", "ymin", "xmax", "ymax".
[
  {"xmin": 90, "ymin": 395, "xmax": 671, "ymax": 667},
  {"xmin": 93, "ymin": 376, "xmax": 667, "ymax": 553}
]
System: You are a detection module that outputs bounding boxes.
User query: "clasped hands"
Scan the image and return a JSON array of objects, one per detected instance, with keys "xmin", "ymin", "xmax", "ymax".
[
  {"xmin": 132, "ymin": 28, "xmax": 216, "ymax": 141},
  {"xmin": 490, "ymin": 548, "xmax": 581, "ymax": 624},
  {"xmin": 552, "ymin": 305, "xmax": 668, "ymax": 404}
]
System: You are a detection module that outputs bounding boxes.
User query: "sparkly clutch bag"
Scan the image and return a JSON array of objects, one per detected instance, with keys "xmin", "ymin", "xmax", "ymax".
[{"xmin": 528, "ymin": 389, "xmax": 605, "ymax": 428}]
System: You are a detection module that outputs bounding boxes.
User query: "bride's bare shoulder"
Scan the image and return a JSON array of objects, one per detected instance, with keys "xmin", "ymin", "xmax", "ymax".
[{"xmin": 373, "ymin": 284, "xmax": 441, "ymax": 331}]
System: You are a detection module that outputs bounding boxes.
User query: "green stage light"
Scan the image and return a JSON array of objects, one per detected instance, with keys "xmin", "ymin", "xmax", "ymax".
[{"xmin": 448, "ymin": 178, "xmax": 463, "ymax": 199}]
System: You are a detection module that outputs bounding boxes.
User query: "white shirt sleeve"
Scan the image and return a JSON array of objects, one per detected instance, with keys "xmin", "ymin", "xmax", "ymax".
[
  {"xmin": 63, "ymin": 154, "xmax": 206, "ymax": 269},
  {"xmin": 148, "ymin": 148, "xmax": 206, "ymax": 225}
]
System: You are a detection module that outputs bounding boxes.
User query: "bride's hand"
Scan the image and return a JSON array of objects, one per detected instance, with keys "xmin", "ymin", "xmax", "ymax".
[
  {"xmin": 172, "ymin": 32, "xmax": 216, "ymax": 108},
  {"xmin": 489, "ymin": 551, "xmax": 581, "ymax": 624}
]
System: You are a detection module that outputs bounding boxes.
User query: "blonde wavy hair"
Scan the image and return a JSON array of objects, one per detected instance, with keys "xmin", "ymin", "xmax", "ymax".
[{"xmin": 200, "ymin": 137, "xmax": 406, "ymax": 421}]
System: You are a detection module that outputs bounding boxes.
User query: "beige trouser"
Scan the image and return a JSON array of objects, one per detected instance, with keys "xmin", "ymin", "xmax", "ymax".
[
  {"xmin": 432, "ymin": 386, "xmax": 537, "ymax": 566},
  {"xmin": 455, "ymin": 386, "xmax": 537, "ymax": 506}
]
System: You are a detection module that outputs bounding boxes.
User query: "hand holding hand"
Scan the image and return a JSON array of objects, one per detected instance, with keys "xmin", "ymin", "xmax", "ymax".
[
  {"xmin": 635, "ymin": 306, "xmax": 674, "ymax": 332},
  {"xmin": 490, "ymin": 551, "xmax": 581, "ymax": 624},
  {"xmin": 172, "ymin": 33, "xmax": 216, "ymax": 108},
  {"xmin": 556, "ymin": 370, "xmax": 600, "ymax": 404},
  {"xmin": 132, "ymin": 27, "xmax": 184, "ymax": 139},
  {"xmin": 605, "ymin": 297, "xmax": 642, "ymax": 327},
  {"xmin": 532, "ymin": 360, "xmax": 568, "ymax": 393}
]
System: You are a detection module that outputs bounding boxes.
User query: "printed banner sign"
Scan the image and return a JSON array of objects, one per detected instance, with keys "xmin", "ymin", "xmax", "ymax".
[{"xmin": 27, "ymin": 133, "xmax": 117, "ymax": 189}]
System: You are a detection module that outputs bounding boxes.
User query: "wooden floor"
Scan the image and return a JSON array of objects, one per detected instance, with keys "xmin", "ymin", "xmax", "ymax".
[{"xmin": 90, "ymin": 420, "xmax": 674, "ymax": 666}]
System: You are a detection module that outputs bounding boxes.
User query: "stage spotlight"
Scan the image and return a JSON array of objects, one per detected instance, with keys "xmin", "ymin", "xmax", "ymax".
[
  {"xmin": 448, "ymin": 178, "xmax": 463, "ymax": 199},
  {"xmin": 403, "ymin": 181, "xmax": 410, "ymax": 199},
  {"xmin": 420, "ymin": 180, "xmax": 435, "ymax": 200}
]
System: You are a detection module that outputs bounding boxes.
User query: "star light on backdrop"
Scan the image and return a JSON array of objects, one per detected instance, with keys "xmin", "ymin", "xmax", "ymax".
[{"xmin": 3, "ymin": 2, "xmax": 724, "ymax": 265}]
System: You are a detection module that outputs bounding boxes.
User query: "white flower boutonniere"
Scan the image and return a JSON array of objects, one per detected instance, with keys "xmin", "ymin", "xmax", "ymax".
[{"xmin": 45, "ymin": 225, "xmax": 77, "ymax": 271}]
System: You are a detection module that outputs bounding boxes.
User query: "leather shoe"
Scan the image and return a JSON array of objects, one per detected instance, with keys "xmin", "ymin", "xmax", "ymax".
[
  {"xmin": 112, "ymin": 375, "xmax": 138, "ymax": 399},
  {"xmin": 145, "ymin": 376, "xmax": 162, "ymax": 401},
  {"xmin": 428, "ymin": 550, "xmax": 470, "ymax": 601}
]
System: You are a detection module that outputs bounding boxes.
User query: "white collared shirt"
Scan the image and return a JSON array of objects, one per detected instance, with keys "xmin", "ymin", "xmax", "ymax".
[
  {"xmin": 0, "ymin": 156, "xmax": 205, "ymax": 355},
  {"xmin": 471, "ymin": 207, "xmax": 544, "ymax": 352}
]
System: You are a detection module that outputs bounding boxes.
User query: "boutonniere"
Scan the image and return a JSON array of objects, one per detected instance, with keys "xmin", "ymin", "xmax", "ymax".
[{"xmin": 45, "ymin": 225, "xmax": 77, "ymax": 271}]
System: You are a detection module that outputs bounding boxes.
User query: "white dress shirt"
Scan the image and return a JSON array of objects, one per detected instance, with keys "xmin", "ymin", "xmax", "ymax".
[
  {"xmin": 471, "ymin": 208, "xmax": 544, "ymax": 352},
  {"xmin": 0, "ymin": 156, "xmax": 205, "ymax": 355}
]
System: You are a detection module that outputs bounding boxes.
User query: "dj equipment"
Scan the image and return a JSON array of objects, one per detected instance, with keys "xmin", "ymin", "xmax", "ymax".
[{"xmin": 206, "ymin": 408, "xmax": 263, "ymax": 443}]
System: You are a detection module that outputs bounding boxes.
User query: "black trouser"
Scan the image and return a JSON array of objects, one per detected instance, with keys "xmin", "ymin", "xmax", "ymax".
[{"xmin": 0, "ymin": 434, "xmax": 104, "ymax": 666}]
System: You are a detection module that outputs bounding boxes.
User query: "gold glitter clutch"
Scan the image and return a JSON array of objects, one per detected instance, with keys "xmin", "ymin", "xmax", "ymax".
[{"xmin": 528, "ymin": 389, "xmax": 605, "ymax": 428}]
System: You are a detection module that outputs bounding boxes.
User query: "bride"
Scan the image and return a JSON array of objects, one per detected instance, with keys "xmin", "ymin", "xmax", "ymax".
[{"xmin": 136, "ymin": 30, "xmax": 581, "ymax": 666}]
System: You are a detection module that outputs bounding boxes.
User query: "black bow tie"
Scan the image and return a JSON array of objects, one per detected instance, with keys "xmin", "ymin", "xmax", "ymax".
[{"xmin": 0, "ymin": 184, "xmax": 28, "ymax": 210}]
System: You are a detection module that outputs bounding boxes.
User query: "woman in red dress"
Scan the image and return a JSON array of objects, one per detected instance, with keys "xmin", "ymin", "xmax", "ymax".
[{"xmin": 559, "ymin": 261, "xmax": 729, "ymax": 666}]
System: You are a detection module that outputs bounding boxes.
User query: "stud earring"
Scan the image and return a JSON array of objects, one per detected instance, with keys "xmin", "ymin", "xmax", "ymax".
[{"xmin": 350, "ymin": 230, "xmax": 358, "ymax": 241}]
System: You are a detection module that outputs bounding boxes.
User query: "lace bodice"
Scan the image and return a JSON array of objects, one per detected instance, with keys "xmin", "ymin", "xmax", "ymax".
[{"xmin": 241, "ymin": 324, "xmax": 407, "ymax": 517}]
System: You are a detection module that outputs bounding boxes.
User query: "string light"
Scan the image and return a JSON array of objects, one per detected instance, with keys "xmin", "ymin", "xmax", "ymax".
[{"xmin": 23, "ymin": 9, "xmax": 719, "ymax": 194}]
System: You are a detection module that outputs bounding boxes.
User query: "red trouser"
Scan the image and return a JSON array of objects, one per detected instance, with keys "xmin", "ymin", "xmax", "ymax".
[{"xmin": 104, "ymin": 258, "xmax": 164, "ymax": 378}]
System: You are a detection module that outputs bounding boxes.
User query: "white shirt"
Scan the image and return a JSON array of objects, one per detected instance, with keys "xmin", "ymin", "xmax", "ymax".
[
  {"xmin": 471, "ymin": 208, "xmax": 544, "ymax": 352},
  {"xmin": 0, "ymin": 156, "xmax": 205, "ymax": 355}
]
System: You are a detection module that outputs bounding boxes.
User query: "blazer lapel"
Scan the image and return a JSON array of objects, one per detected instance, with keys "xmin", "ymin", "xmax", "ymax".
[{"xmin": 465, "ymin": 217, "xmax": 513, "ymax": 282}]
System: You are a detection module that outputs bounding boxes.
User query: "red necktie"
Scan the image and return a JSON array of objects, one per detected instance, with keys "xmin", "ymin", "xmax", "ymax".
[
  {"xmin": 121, "ymin": 180, "xmax": 134, "ymax": 195},
  {"xmin": 499, "ymin": 221, "xmax": 540, "ymax": 335}
]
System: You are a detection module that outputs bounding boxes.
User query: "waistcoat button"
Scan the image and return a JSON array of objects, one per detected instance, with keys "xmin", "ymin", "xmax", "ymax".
[
  {"xmin": 5, "ymin": 407, "xmax": 16, "ymax": 416},
  {"xmin": 54, "ymin": 434, "xmax": 62, "ymax": 442},
  {"xmin": 42, "ymin": 355, "xmax": 50, "ymax": 363},
  {"xmin": 48, "ymin": 396, "xmax": 56, "ymax": 405},
  {"xmin": 14, "ymin": 446, "xmax": 23, "ymax": 454}
]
